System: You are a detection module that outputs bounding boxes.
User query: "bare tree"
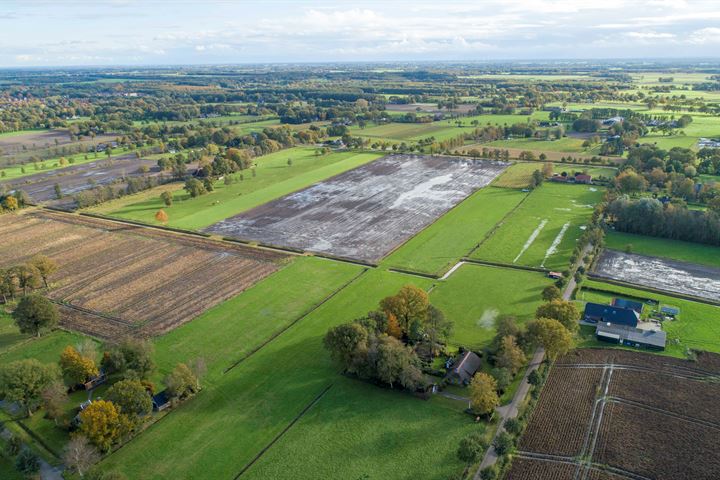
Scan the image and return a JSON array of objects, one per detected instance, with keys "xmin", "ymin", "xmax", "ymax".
[{"xmin": 63, "ymin": 436, "xmax": 100, "ymax": 477}]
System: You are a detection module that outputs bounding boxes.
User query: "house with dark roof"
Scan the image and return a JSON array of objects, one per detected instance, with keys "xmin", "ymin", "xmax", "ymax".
[
  {"xmin": 152, "ymin": 390, "xmax": 171, "ymax": 412},
  {"xmin": 596, "ymin": 323, "xmax": 666, "ymax": 351},
  {"xmin": 446, "ymin": 351, "xmax": 481, "ymax": 385},
  {"xmin": 611, "ymin": 298, "xmax": 644, "ymax": 314},
  {"xmin": 583, "ymin": 302, "xmax": 639, "ymax": 328}
]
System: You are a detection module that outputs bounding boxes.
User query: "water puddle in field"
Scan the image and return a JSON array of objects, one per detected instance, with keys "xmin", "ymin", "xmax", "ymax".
[
  {"xmin": 541, "ymin": 222, "xmax": 570, "ymax": 267},
  {"xmin": 477, "ymin": 308, "xmax": 499, "ymax": 329},
  {"xmin": 514, "ymin": 219, "xmax": 548, "ymax": 263}
]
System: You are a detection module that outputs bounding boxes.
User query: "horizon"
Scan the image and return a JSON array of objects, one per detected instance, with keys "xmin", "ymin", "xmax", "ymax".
[{"xmin": 3, "ymin": 0, "xmax": 720, "ymax": 67}]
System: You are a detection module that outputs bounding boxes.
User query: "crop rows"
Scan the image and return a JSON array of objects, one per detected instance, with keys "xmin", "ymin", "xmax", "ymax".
[{"xmin": 504, "ymin": 457, "xmax": 577, "ymax": 479}]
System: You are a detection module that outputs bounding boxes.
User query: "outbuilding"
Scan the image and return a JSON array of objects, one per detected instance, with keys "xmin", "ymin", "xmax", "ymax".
[
  {"xmin": 446, "ymin": 351, "xmax": 481, "ymax": 385},
  {"xmin": 595, "ymin": 323, "xmax": 666, "ymax": 351}
]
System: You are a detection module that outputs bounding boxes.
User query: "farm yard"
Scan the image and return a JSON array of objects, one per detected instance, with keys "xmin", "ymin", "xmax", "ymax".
[
  {"xmin": 471, "ymin": 182, "xmax": 603, "ymax": 270},
  {"xmin": 593, "ymin": 250, "xmax": 720, "ymax": 302},
  {"xmin": 508, "ymin": 348, "xmax": 720, "ymax": 480},
  {"xmin": 0, "ymin": 210, "xmax": 286, "ymax": 337},
  {"xmin": 205, "ymin": 154, "xmax": 508, "ymax": 262}
]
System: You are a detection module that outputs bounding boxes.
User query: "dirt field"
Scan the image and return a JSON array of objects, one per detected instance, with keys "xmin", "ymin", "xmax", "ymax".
[
  {"xmin": 385, "ymin": 103, "xmax": 476, "ymax": 114},
  {"xmin": 0, "ymin": 154, "xmax": 160, "ymax": 209},
  {"xmin": 508, "ymin": 348, "xmax": 720, "ymax": 480},
  {"xmin": 205, "ymin": 154, "xmax": 508, "ymax": 262},
  {"xmin": 0, "ymin": 130, "xmax": 118, "ymax": 163},
  {"xmin": 0, "ymin": 211, "xmax": 286, "ymax": 338},
  {"xmin": 593, "ymin": 249, "xmax": 720, "ymax": 302}
]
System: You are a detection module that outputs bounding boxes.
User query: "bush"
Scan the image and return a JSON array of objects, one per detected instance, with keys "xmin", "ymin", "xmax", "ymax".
[
  {"xmin": 492, "ymin": 431, "xmax": 514, "ymax": 456},
  {"xmin": 15, "ymin": 448, "xmax": 40, "ymax": 476},
  {"xmin": 479, "ymin": 465, "xmax": 498, "ymax": 480},
  {"xmin": 457, "ymin": 432, "xmax": 487, "ymax": 463},
  {"xmin": 504, "ymin": 417, "xmax": 524, "ymax": 436}
]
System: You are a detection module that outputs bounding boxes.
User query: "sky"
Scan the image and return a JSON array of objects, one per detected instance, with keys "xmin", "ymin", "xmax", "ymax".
[{"xmin": 1, "ymin": 0, "xmax": 720, "ymax": 67}]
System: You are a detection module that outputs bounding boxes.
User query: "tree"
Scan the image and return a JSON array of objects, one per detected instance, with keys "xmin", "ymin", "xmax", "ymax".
[
  {"xmin": 41, "ymin": 381, "xmax": 68, "ymax": 424},
  {"xmin": 15, "ymin": 448, "xmax": 40, "ymax": 476},
  {"xmin": 11, "ymin": 265, "xmax": 42, "ymax": 296},
  {"xmin": 0, "ymin": 359, "xmax": 59, "ymax": 416},
  {"xmin": 528, "ymin": 369, "xmax": 542, "ymax": 387},
  {"xmin": 106, "ymin": 379, "xmax": 152, "ymax": 419},
  {"xmin": 495, "ymin": 335, "xmax": 526, "ymax": 375},
  {"xmin": 12, "ymin": 295, "xmax": 59, "ymax": 337},
  {"xmin": 492, "ymin": 431, "xmax": 514, "ymax": 456},
  {"xmin": 385, "ymin": 313, "xmax": 402, "ymax": 339},
  {"xmin": 154, "ymin": 209, "xmax": 168, "ymax": 224},
  {"xmin": 54, "ymin": 183, "xmax": 63, "ymax": 199},
  {"xmin": 183, "ymin": 178, "xmax": 206, "ymax": 198},
  {"xmin": 164, "ymin": 363, "xmax": 200, "ymax": 400},
  {"xmin": 79, "ymin": 400, "xmax": 131, "ymax": 452},
  {"xmin": 29, "ymin": 255, "xmax": 58, "ymax": 288},
  {"xmin": 2, "ymin": 195, "xmax": 18, "ymax": 210},
  {"xmin": 102, "ymin": 338, "xmax": 155, "ymax": 380},
  {"xmin": 160, "ymin": 191, "xmax": 173, "ymax": 207},
  {"xmin": 323, "ymin": 322, "xmax": 369, "ymax": 373},
  {"xmin": 541, "ymin": 285, "xmax": 562, "ymax": 301},
  {"xmin": 542, "ymin": 162, "xmax": 553, "ymax": 178},
  {"xmin": 527, "ymin": 318, "xmax": 574, "ymax": 360},
  {"xmin": 615, "ymin": 169, "xmax": 648, "ymax": 194},
  {"xmin": 60, "ymin": 345, "xmax": 98, "ymax": 386},
  {"xmin": 469, "ymin": 372, "xmax": 499, "ymax": 415},
  {"xmin": 375, "ymin": 335, "xmax": 424, "ymax": 390},
  {"xmin": 424, "ymin": 305, "xmax": 453, "ymax": 355},
  {"xmin": 457, "ymin": 432, "xmax": 487, "ymax": 463},
  {"xmin": 535, "ymin": 300, "xmax": 580, "ymax": 332},
  {"xmin": 63, "ymin": 436, "xmax": 100, "ymax": 477},
  {"xmin": 379, "ymin": 285, "xmax": 429, "ymax": 335}
]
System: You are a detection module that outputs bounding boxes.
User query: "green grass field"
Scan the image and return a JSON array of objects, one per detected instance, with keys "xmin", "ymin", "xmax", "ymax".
[
  {"xmin": 488, "ymin": 136, "xmax": 592, "ymax": 154},
  {"xmin": 604, "ymin": 231, "xmax": 720, "ymax": 269},
  {"xmin": 89, "ymin": 148, "xmax": 382, "ymax": 230},
  {"xmin": 577, "ymin": 279, "xmax": 720, "ymax": 357},
  {"xmin": 471, "ymin": 182, "xmax": 604, "ymax": 270},
  {"xmin": 431, "ymin": 263, "xmax": 552, "ymax": 349},
  {"xmin": 102, "ymin": 268, "xmax": 451, "ymax": 479},
  {"xmin": 381, "ymin": 187, "xmax": 528, "ymax": 275}
]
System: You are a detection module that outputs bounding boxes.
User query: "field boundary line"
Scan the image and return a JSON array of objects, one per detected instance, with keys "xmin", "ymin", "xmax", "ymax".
[
  {"xmin": 461, "ymin": 257, "xmax": 549, "ymax": 274},
  {"xmin": 580, "ymin": 365, "xmax": 614, "ymax": 480},
  {"xmin": 514, "ymin": 452, "xmax": 651, "ymax": 480},
  {"xmin": 223, "ymin": 268, "xmax": 369, "ymax": 374},
  {"xmin": 605, "ymin": 396, "xmax": 720, "ymax": 430},
  {"xmin": 233, "ymin": 383, "xmax": 334, "ymax": 479}
]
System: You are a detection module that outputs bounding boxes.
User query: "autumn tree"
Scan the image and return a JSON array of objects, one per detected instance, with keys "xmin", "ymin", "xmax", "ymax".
[
  {"xmin": 64, "ymin": 436, "xmax": 100, "ymax": 477},
  {"xmin": 29, "ymin": 254, "xmax": 58, "ymax": 288},
  {"xmin": 41, "ymin": 381, "xmax": 68, "ymax": 424},
  {"xmin": 164, "ymin": 363, "xmax": 200, "ymax": 400},
  {"xmin": 385, "ymin": 312, "xmax": 402, "ymax": 339},
  {"xmin": 0, "ymin": 359, "xmax": 59, "ymax": 416},
  {"xmin": 495, "ymin": 335, "xmax": 526, "ymax": 375},
  {"xmin": 535, "ymin": 300, "xmax": 580, "ymax": 332},
  {"xmin": 469, "ymin": 372, "xmax": 499, "ymax": 416},
  {"xmin": 106, "ymin": 379, "xmax": 152, "ymax": 419},
  {"xmin": 60, "ymin": 345, "xmax": 99, "ymax": 386},
  {"xmin": 2, "ymin": 195, "xmax": 18, "ymax": 210},
  {"xmin": 78, "ymin": 400, "xmax": 131, "ymax": 452},
  {"xmin": 154, "ymin": 209, "xmax": 168, "ymax": 224},
  {"xmin": 615, "ymin": 169, "xmax": 648, "ymax": 194},
  {"xmin": 379, "ymin": 285, "xmax": 429, "ymax": 335},
  {"xmin": 11, "ymin": 264, "xmax": 42, "ymax": 296},
  {"xmin": 12, "ymin": 294, "xmax": 59, "ymax": 337},
  {"xmin": 527, "ymin": 318, "xmax": 574, "ymax": 360},
  {"xmin": 541, "ymin": 285, "xmax": 562, "ymax": 302}
]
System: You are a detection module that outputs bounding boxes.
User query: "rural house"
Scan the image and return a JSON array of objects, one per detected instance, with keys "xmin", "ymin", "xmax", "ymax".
[
  {"xmin": 446, "ymin": 351, "xmax": 481, "ymax": 385},
  {"xmin": 596, "ymin": 323, "xmax": 667, "ymax": 350},
  {"xmin": 583, "ymin": 302, "xmax": 639, "ymax": 328},
  {"xmin": 152, "ymin": 390, "xmax": 171, "ymax": 412},
  {"xmin": 611, "ymin": 298, "xmax": 644, "ymax": 314}
]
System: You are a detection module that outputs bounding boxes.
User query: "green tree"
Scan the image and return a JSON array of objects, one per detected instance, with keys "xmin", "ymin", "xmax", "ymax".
[
  {"xmin": 160, "ymin": 191, "xmax": 173, "ymax": 207},
  {"xmin": 0, "ymin": 359, "xmax": 59, "ymax": 416},
  {"xmin": 29, "ymin": 254, "xmax": 58, "ymax": 288},
  {"xmin": 106, "ymin": 379, "xmax": 152, "ymax": 419},
  {"xmin": 469, "ymin": 372, "xmax": 499, "ymax": 415},
  {"xmin": 15, "ymin": 448, "xmax": 40, "ymax": 476},
  {"xmin": 323, "ymin": 322, "xmax": 369, "ymax": 373},
  {"xmin": 492, "ymin": 431, "xmax": 514, "ymax": 456},
  {"xmin": 165, "ymin": 363, "xmax": 200, "ymax": 400},
  {"xmin": 495, "ymin": 335, "xmax": 526, "ymax": 375},
  {"xmin": 375, "ymin": 335, "xmax": 424, "ymax": 390},
  {"xmin": 12, "ymin": 294, "xmax": 59, "ymax": 337},
  {"xmin": 379, "ymin": 285, "xmax": 429, "ymax": 334},
  {"xmin": 541, "ymin": 285, "xmax": 562, "ymax": 301},
  {"xmin": 183, "ymin": 178, "xmax": 207, "ymax": 198},
  {"xmin": 535, "ymin": 300, "xmax": 580, "ymax": 332},
  {"xmin": 527, "ymin": 318, "xmax": 574, "ymax": 360},
  {"xmin": 457, "ymin": 432, "xmax": 487, "ymax": 463},
  {"xmin": 423, "ymin": 305, "xmax": 453, "ymax": 355},
  {"xmin": 102, "ymin": 338, "xmax": 155, "ymax": 380}
]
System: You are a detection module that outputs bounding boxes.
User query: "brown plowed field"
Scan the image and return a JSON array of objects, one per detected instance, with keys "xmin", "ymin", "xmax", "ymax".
[
  {"xmin": 0, "ymin": 211, "xmax": 287, "ymax": 338},
  {"xmin": 507, "ymin": 348, "xmax": 720, "ymax": 480}
]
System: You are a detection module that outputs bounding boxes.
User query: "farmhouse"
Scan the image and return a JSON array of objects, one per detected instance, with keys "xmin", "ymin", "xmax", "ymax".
[
  {"xmin": 595, "ymin": 322, "xmax": 667, "ymax": 350},
  {"xmin": 611, "ymin": 298, "xmax": 644, "ymax": 314},
  {"xmin": 446, "ymin": 351, "xmax": 481, "ymax": 385},
  {"xmin": 550, "ymin": 173, "xmax": 592, "ymax": 184},
  {"xmin": 584, "ymin": 302, "xmax": 640, "ymax": 327}
]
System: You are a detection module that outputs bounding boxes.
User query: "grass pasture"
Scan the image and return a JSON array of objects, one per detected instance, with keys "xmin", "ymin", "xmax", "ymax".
[
  {"xmin": 381, "ymin": 187, "xmax": 528, "ymax": 275},
  {"xmin": 90, "ymin": 148, "xmax": 382, "ymax": 230},
  {"xmin": 605, "ymin": 231, "xmax": 720, "ymax": 269},
  {"xmin": 471, "ymin": 183, "xmax": 604, "ymax": 270},
  {"xmin": 431, "ymin": 263, "xmax": 552, "ymax": 349}
]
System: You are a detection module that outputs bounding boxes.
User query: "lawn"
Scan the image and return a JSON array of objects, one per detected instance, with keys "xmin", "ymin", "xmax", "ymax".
[
  {"xmin": 493, "ymin": 162, "xmax": 538, "ymax": 188},
  {"xmin": 243, "ymin": 377, "xmax": 476, "ymax": 480},
  {"xmin": 0, "ymin": 310, "xmax": 26, "ymax": 352},
  {"xmin": 0, "ymin": 326, "xmax": 93, "ymax": 365},
  {"xmin": 604, "ymin": 231, "xmax": 720, "ymax": 269},
  {"xmin": 89, "ymin": 148, "xmax": 382, "ymax": 230},
  {"xmin": 382, "ymin": 186, "xmax": 528, "ymax": 275},
  {"xmin": 471, "ymin": 182, "xmax": 604, "ymax": 271},
  {"xmin": 101, "ymin": 268, "xmax": 446, "ymax": 479},
  {"xmin": 577, "ymin": 279, "xmax": 720, "ymax": 357},
  {"xmin": 487, "ymin": 136, "xmax": 590, "ymax": 153},
  {"xmin": 430, "ymin": 263, "xmax": 552, "ymax": 349}
]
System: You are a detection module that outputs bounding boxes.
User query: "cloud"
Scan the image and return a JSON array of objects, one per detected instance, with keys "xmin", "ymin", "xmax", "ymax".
[{"xmin": 687, "ymin": 27, "xmax": 720, "ymax": 44}]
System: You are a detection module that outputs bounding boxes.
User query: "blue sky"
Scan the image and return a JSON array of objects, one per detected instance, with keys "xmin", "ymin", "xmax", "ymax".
[{"xmin": 1, "ymin": 0, "xmax": 720, "ymax": 66}]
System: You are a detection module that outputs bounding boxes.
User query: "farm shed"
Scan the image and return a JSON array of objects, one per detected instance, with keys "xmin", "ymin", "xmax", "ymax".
[
  {"xmin": 660, "ymin": 306, "xmax": 680, "ymax": 317},
  {"xmin": 152, "ymin": 390, "xmax": 171, "ymax": 412},
  {"xmin": 596, "ymin": 323, "xmax": 666, "ymax": 350},
  {"xmin": 446, "ymin": 351, "xmax": 481, "ymax": 385},
  {"xmin": 574, "ymin": 174, "xmax": 592, "ymax": 184},
  {"xmin": 584, "ymin": 302, "xmax": 639, "ymax": 328},
  {"xmin": 611, "ymin": 298, "xmax": 644, "ymax": 314}
]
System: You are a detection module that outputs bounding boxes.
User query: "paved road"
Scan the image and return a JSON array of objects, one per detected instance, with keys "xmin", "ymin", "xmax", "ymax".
[{"xmin": 473, "ymin": 244, "xmax": 593, "ymax": 477}]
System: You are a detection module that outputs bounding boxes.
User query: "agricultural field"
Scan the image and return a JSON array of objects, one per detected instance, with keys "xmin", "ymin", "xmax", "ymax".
[
  {"xmin": 385, "ymin": 102, "xmax": 476, "ymax": 114},
  {"xmin": 89, "ymin": 148, "xmax": 382, "ymax": 230},
  {"xmin": 509, "ymin": 348, "xmax": 720, "ymax": 480},
  {"xmin": 0, "ymin": 153, "xmax": 160, "ymax": 209},
  {"xmin": 430, "ymin": 264, "xmax": 552, "ymax": 349},
  {"xmin": 593, "ymin": 250, "xmax": 720, "ymax": 302},
  {"xmin": 381, "ymin": 187, "xmax": 527, "ymax": 275},
  {"xmin": 471, "ymin": 182, "xmax": 603, "ymax": 270},
  {"xmin": 0, "ymin": 129, "xmax": 117, "ymax": 159},
  {"xmin": 0, "ymin": 147, "xmax": 134, "ymax": 182},
  {"xmin": 205, "ymin": 155, "xmax": 508, "ymax": 262},
  {"xmin": 605, "ymin": 231, "xmax": 720, "ymax": 269},
  {"xmin": 577, "ymin": 280, "xmax": 720, "ymax": 356},
  {"xmin": 0, "ymin": 211, "xmax": 286, "ymax": 337}
]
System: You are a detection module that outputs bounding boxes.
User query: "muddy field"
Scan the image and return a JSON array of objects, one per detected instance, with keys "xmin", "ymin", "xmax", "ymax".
[
  {"xmin": 593, "ymin": 249, "xmax": 720, "ymax": 302},
  {"xmin": 385, "ymin": 103, "xmax": 476, "ymax": 114},
  {"xmin": 0, "ymin": 211, "xmax": 286, "ymax": 337},
  {"xmin": 205, "ymin": 154, "xmax": 508, "ymax": 262},
  {"xmin": 510, "ymin": 348, "xmax": 720, "ymax": 480},
  {"xmin": 0, "ymin": 154, "xmax": 161, "ymax": 209}
]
